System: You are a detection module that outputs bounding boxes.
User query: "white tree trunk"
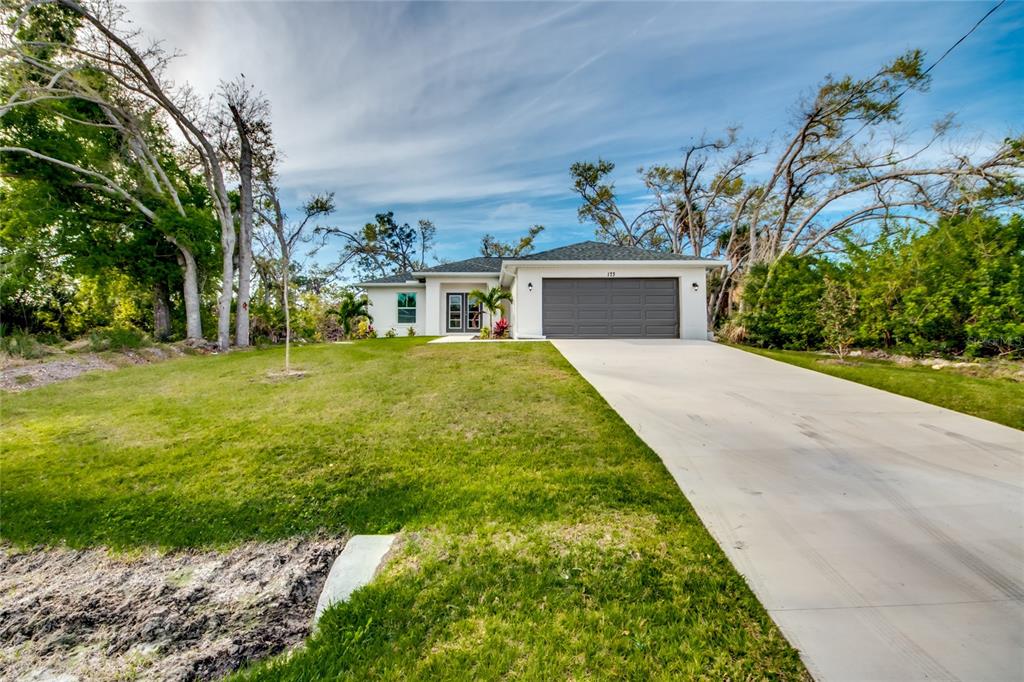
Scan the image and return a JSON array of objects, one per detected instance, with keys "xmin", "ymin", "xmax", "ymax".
[
  {"xmin": 231, "ymin": 105, "xmax": 254, "ymax": 348},
  {"xmin": 172, "ymin": 240, "xmax": 203, "ymax": 340},
  {"xmin": 217, "ymin": 229, "xmax": 236, "ymax": 350}
]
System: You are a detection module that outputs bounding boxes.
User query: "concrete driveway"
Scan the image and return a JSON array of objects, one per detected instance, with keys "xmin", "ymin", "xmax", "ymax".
[{"xmin": 553, "ymin": 340, "xmax": 1024, "ymax": 682}]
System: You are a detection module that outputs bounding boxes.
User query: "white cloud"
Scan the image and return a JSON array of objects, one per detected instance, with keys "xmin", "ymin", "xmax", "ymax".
[{"xmin": 122, "ymin": 0, "xmax": 1022, "ymax": 262}]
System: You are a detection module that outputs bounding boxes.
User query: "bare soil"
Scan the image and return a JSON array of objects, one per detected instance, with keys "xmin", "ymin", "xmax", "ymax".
[
  {"xmin": 0, "ymin": 345, "xmax": 189, "ymax": 393},
  {"xmin": 0, "ymin": 536, "xmax": 347, "ymax": 681}
]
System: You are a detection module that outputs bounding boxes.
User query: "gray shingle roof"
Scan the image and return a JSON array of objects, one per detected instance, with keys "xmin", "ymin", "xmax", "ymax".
[
  {"xmin": 360, "ymin": 271, "xmax": 416, "ymax": 285},
  {"xmin": 360, "ymin": 242, "xmax": 710, "ymax": 284},
  {"xmin": 512, "ymin": 241, "xmax": 708, "ymax": 262},
  {"xmin": 416, "ymin": 256, "xmax": 503, "ymax": 273}
]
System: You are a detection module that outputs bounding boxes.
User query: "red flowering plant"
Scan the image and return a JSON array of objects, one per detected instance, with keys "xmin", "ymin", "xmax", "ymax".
[{"xmin": 493, "ymin": 318, "xmax": 510, "ymax": 339}]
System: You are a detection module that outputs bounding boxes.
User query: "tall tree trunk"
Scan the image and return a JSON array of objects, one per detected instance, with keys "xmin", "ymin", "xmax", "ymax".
[
  {"xmin": 169, "ymin": 237, "xmax": 202, "ymax": 340},
  {"xmin": 230, "ymin": 104, "xmax": 254, "ymax": 348},
  {"xmin": 282, "ymin": 255, "xmax": 291, "ymax": 372},
  {"xmin": 217, "ymin": 228, "xmax": 236, "ymax": 350},
  {"xmin": 153, "ymin": 281, "xmax": 172, "ymax": 340}
]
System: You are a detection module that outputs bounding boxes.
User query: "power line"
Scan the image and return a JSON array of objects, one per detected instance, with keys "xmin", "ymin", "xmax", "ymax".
[{"xmin": 835, "ymin": 0, "xmax": 1006, "ymax": 149}]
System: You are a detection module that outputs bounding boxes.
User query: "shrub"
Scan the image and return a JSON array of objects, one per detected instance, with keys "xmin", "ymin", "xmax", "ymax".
[
  {"xmin": 493, "ymin": 318, "xmax": 510, "ymax": 339},
  {"xmin": 406, "ymin": 326, "xmax": 416, "ymax": 337},
  {"xmin": 819, "ymin": 276, "xmax": 858, "ymax": 359},
  {"xmin": 384, "ymin": 328, "xmax": 397, "ymax": 338},
  {"xmin": 0, "ymin": 329, "xmax": 51, "ymax": 359},
  {"xmin": 353, "ymin": 319, "xmax": 377, "ymax": 340},
  {"xmin": 88, "ymin": 326, "xmax": 149, "ymax": 352},
  {"xmin": 478, "ymin": 326, "xmax": 491, "ymax": 340},
  {"xmin": 731, "ymin": 214, "xmax": 1023, "ymax": 358},
  {"xmin": 739, "ymin": 257, "xmax": 830, "ymax": 349}
]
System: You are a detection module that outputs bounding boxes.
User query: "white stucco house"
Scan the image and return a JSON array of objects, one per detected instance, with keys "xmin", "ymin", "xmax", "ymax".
[{"xmin": 359, "ymin": 241, "xmax": 725, "ymax": 340}]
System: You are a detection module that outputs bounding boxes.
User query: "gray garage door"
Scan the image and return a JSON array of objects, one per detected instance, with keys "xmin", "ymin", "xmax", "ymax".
[{"xmin": 542, "ymin": 278, "xmax": 679, "ymax": 338}]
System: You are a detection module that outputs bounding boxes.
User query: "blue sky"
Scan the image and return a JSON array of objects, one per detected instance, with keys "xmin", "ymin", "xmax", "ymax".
[{"xmin": 128, "ymin": 1, "xmax": 1023, "ymax": 265}]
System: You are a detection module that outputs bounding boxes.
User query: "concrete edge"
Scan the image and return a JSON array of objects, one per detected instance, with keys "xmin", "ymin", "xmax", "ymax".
[{"xmin": 313, "ymin": 534, "xmax": 397, "ymax": 626}]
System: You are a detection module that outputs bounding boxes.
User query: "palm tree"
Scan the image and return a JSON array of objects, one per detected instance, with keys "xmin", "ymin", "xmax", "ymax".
[
  {"xmin": 468, "ymin": 286, "xmax": 512, "ymax": 330},
  {"xmin": 332, "ymin": 291, "xmax": 373, "ymax": 338}
]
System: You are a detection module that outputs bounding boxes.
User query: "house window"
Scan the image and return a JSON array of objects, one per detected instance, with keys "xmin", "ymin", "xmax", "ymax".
[{"xmin": 397, "ymin": 292, "xmax": 417, "ymax": 324}]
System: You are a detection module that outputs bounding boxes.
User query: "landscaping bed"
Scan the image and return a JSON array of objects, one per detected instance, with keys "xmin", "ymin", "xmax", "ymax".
[{"xmin": 0, "ymin": 536, "xmax": 345, "ymax": 681}]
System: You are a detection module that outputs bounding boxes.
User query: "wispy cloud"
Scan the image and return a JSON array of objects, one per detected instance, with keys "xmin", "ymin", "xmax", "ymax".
[{"xmin": 125, "ymin": 0, "xmax": 1023, "ymax": 264}]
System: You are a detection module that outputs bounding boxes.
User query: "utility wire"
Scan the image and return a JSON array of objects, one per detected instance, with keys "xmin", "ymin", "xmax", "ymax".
[{"xmin": 835, "ymin": 0, "xmax": 1006, "ymax": 150}]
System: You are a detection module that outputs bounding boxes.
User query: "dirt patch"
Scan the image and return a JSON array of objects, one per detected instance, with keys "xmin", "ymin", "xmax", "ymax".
[
  {"xmin": 0, "ymin": 535, "xmax": 347, "ymax": 681},
  {"xmin": 0, "ymin": 345, "xmax": 188, "ymax": 393}
]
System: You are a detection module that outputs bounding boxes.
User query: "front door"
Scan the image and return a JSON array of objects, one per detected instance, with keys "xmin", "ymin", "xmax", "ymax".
[{"xmin": 446, "ymin": 293, "xmax": 483, "ymax": 333}]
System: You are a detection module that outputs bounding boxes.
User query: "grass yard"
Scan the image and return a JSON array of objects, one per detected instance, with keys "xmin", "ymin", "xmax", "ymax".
[
  {"xmin": 2, "ymin": 338, "xmax": 806, "ymax": 679},
  {"xmin": 737, "ymin": 346, "xmax": 1024, "ymax": 430}
]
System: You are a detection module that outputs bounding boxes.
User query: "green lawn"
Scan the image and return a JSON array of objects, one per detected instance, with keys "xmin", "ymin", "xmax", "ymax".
[
  {"xmin": 737, "ymin": 346, "xmax": 1024, "ymax": 430},
  {"xmin": 2, "ymin": 339, "xmax": 806, "ymax": 679}
]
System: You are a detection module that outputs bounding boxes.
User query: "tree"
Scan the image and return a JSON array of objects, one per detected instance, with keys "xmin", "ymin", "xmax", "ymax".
[
  {"xmin": 7, "ymin": 0, "xmax": 245, "ymax": 348},
  {"xmin": 467, "ymin": 286, "xmax": 512, "ymax": 328},
  {"xmin": 317, "ymin": 212, "xmax": 436, "ymax": 281},
  {"xmin": 819, "ymin": 276, "xmax": 859, "ymax": 359},
  {"xmin": 480, "ymin": 225, "xmax": 544, "ymax": 257},
  {"xmin": 331, "ymin": 290, "xmax": 372, "ymax": 339},
  {"xmin": 569, "ymin": 50, "xmax": 1022, "ymax": 326},
  {"xmin": 1, "ymin": 2, "xmax": 216, "ymax": 339},
  {"xmin": 219, "ymin": 77, "xmax": 273, "ymax": 348},
  {"xmin": 570, "ymin": 159, "xmax": 660, "ymax": 248},
  {"xmin": 255, "ymin": 166, "xmax": 334, "ymax": 371}
]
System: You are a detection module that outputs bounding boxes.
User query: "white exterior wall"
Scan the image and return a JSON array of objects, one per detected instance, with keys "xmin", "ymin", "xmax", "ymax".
[
  {"xmin": 509, "ymin": 264, "xmax": 712, "ymax": 340},
  {"xmin": 424, "ymin": 280, "xmax": 441, "ymax": 335},
  {"xmin": 365, "ymin": 285, "xmax": 426, "ymax": 336}
]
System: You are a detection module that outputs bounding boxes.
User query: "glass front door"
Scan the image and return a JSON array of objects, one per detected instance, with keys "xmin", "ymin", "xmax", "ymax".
[
  {"xmin": 466, "ymin": 297, "xmax": 482, "ymax": 331},
  {"xmin": 447, "ymin": 293, "xmax": 482, "ymax": 332},
  {"xmin": 447, "ymin": 293, "xmax": 463, "ymax": 332}
]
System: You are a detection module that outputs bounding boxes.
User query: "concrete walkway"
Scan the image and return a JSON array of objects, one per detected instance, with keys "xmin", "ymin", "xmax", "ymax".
[{"xmin": 553, "ymin": 340, "xmax": 1024, "ymax": 682}]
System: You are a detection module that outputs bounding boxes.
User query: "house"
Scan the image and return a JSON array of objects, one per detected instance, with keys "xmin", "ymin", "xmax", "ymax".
[{"xmin": 358, "ymin": 241, "xmax": 725, "ymax": 340}]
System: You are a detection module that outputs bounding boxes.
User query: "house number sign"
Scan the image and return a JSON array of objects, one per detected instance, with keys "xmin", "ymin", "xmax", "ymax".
[{"xmin": 607, "ymin": 271, "xmax": 616, "ymax": 277}]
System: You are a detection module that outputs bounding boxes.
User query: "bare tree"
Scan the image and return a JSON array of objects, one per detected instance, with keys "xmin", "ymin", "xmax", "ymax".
[
  {"xmin": 316, "ymin": 212, "xmax": 437, "ymax": 281},
  {"xmin": 570, "ymin": 159, "xmax": 661, "ymax": 248},
  {"xmin": 219, "ymin": 78, "xmax": 273, "ymax": 348},
  {"xmin": 254, "ymin": 164, "xmax": 334, "ymax": 372},
  {"xmin": 480, "ymin": 224, "xmax": 545, "ymax": 257}
]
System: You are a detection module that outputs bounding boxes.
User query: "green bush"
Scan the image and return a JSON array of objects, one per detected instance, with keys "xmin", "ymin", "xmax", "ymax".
[
  {"xmin": 88, "ymin": 326, "xmax": 149, "ymax": 352},
  {"xmin": 739, "ymin": 256, "xmax": 832, "ymax": 349},
  {"xmin": 734, "ymin": 213, "xmax": 1024, "ymax": 357}
]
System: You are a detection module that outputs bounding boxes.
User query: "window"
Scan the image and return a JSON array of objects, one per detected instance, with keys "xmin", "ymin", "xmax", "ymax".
[{"xmin": 397, "ymin": 292, "xmax": 417, "ymax": 324}]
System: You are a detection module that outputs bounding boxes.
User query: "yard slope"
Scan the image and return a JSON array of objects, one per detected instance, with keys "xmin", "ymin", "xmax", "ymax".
[{"xmin": 2, "ymin": 339, "xmax": 807, "ymax": 679}]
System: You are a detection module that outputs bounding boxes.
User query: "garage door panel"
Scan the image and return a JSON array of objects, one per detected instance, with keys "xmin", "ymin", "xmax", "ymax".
[
  {"xmin": 542, "ymin": 278, "xmax": 679, "ymax": 338},
  {"xmin": 644, "ymin": 309, "xmax": 677, "ymax": 321},
  {"xmin": 577, "ymin": 308, "xmax": 611, "ymax": 320},
  {"xmin": 574, "ymin": 280, "xmax": 610, "ymax": 293}
]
